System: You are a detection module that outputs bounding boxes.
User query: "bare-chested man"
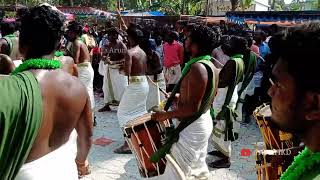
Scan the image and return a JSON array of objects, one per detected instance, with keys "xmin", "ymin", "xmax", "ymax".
[
  {"xmin": 66, "ymin": 21, "xmax": 95, "ymax": 115},
  {"xmin": 98, "ymin": 27, "xmax": 128, "ymax": 112},
  {"xmin": 140, "ymin": 38, "xmax": 166, "ymax": 111},
  {"xmin": 0, "ymin": 21, "xmax": 22, "ymax": 62},
  {"xmin": 114, "ymin": 26, "xmax": 149, "ymax": 154},
  {"xmin": 151, "ymin": 25, "xmax": 218, "ymax": 179},
  {"xmin": 0, "ymin": 6, "xmax": 92, "ymax": 179}
]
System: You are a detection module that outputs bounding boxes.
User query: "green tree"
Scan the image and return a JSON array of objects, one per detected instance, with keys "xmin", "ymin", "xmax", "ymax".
[{"xmin": 240, "ymin": 0, "xmax": 254, "ymax": 10}]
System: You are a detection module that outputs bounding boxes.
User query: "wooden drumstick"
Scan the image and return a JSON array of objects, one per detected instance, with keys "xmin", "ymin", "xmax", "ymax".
[{"xmin": 146, "ymin": 75, "xmax": 169, "ymax": 97}]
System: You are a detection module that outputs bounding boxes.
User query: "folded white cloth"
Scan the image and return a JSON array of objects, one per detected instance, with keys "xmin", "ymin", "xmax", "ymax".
[
  {"xmin": 98, "ymin": 60, "xmax": 106, "ymax": 76},
  {"xmin": 158, "ymin": 110, "xmax": 212, "ymax": 179},
  {"xmin": 103, "ymin": 67, "xmax": 128, "ymax": 104},
  {"xmin": 78, "ymin": 62, "xmax": 95, "ymax": 109},
  {"xmin": 117, "ymin": 76, "xmax": 149, "ymax": 127},
  {"xmin": 212, "ymin": 86, "xmax": 240, "ymax": 157},
  {"xmin": 15, "ymin": 131, "xmax": 78, "ymax": 180}
]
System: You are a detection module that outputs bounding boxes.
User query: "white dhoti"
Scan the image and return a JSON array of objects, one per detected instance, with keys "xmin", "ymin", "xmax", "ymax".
[
  {"xmin": 212, "ymin": 87, "xmax": 239, "ymax": 157},
  {"xmin": 103, "ymin": 66, "xmax": 128, "ymax": 104},
  {"xmin": 146, "ymin": 72, "xmax": 166, "ymax": 111},
  {"xmin": 159, "ymin": 110, "xmax": 212, "ymax": 180},
  {"xmin": 117, "ymin": 76, "xmax": 149, "ymax": 127},
  {"xmin": 15, "ymin": 132, "xmax": 78, "ymax": 180},
  {"xmin": 78, "ymin": 62, "xmax": 95, "ymax": 109},
  {"xmin": 164, "ymin": 65, "xmax": 181, "ymax": 85},
  {"xmin": 98, "ymin": 60, "xmax": 106, "ymax": 76}
]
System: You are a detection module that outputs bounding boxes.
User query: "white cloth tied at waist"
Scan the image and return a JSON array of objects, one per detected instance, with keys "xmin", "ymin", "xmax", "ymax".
[
  {"xmin": 212, "ymin": 86, "xmax": 239, "ymax": 157},
  {"xmin": 158, "ymin": 110, "xmax": 212, "ymax": 179},
  {"xmin": 117, "ymin": 76, "xmax": 149, "ymax": 127},
  {"xmin": 15, "ymin": 130, "xmax": 78, "ymax": 180},
  {"xmin": 103, "ymin": 66, "xmax": 128, "ymax": 103},
  {"xmin": 77, "ymin": 62, "xmax": 95, "ymax": 109}
]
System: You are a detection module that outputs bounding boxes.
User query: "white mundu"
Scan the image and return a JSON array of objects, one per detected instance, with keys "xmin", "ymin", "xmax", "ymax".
[
  {"xmin": 212, "ymin": 86, "xmax": 239, "ymax": 158},
  {"xmin": 77, "ymin": 62, "xmax": 95, "ymax": 109},
  {"xmin": 15, "ymin": 130, "xmax": 78, "ymax": 180},
  {"xmin": 103, "ymin": 63, "xmax": 128, "ymax": 104},
  {"xmin": 117, "ymin": 76, "xmax": 149, "ymax": 127},
  {"xmin": 158, "ymin": 110, "xmax": 213, "ymax": 180}
]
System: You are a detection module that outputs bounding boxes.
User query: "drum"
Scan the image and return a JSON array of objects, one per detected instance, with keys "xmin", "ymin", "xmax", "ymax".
[
  {"xmin": 123, "ymin": 113, "xmax": 170, "ymax": 178},
  {"xmin": 253, "ymin": 103, "xmax": 293, "ymax": 150},
  {"xmin": 255, "ymin": 148, "xmax": 295, "ymax": 180}
]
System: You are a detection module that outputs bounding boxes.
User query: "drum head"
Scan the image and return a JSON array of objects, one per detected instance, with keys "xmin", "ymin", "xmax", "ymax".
[
  {"xmin": 126, "ymin": 113, "xmax": 152, "ymax": 127},
  {"xmin": 124, "ymin": 113, "xmax": 157, "ymax": 135},
  {"xmin": 256, "ymin": 104, "xmax": 271, "ymax": 121}
]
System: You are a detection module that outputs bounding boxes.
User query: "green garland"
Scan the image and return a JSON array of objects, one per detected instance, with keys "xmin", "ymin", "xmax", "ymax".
[
  {"xmin": 12, "ymin": 58, "xmax": 62, "ymax": 75},
  {"xmin": 54, "ymin": 51, "xmax": 64, "ymax": 57},
  {"xmin": 281, "ymin": 147, "xmax": 320, "ymax": 180},
  {"xmin": 4, "ymin": 34, "xmax": 15, "ymax": 38}
]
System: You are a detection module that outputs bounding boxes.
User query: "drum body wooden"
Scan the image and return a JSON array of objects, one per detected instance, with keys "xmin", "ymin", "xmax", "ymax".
[
  {"xmin": 255, "ymin": 149, "xmax": 295, "ymax": 180},
  {"xmin": 254, "ymin": 104, "xmax": 295, "ymax": 180},
  {"xmin": 256, "ymin": 150, "xmax": 281, "ymax": 180},
  {"xmin": 123, "ymin": 113, "xmax": 168, "ymax": 178}
]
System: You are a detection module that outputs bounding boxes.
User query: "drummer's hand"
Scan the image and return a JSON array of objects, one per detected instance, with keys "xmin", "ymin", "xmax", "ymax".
[
  {"xmin": 151, "ymin": 111, "xmax": 169, "ymax": 122},
  {"xmin": 75, "ymin": 159, "xmax": 90, "ymax": 177}
]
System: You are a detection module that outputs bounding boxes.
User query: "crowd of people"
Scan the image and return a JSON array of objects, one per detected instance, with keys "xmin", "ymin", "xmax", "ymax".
[{"xmin": 0, "ymin": 3, "xmax": 320, "ymax": 180}]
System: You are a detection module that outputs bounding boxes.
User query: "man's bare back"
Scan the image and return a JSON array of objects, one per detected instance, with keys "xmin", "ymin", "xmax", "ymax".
[
  {"xmin": 26, "ymin": 69, "xmax": 92, "ymax": 163},
  {"xmin": 126, "ymin": 46, "xmax": 147, "ymax": 76},
  {"xmin": 72, "ymin": 39, "xmax": 91, "ymax": 64}
]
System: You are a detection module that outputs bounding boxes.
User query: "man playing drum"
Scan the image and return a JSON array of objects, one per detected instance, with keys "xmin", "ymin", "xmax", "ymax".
[
  {"xmin": 114, "ymin": 26, "xmax": 149, "ymax": 154},
  {"xmin": 268, "ymin": 22, "xmax": 320, "ymax": 180},
  {"xmin": 151, "ymin": 25, "xmax": 218, "ymax": 179}
]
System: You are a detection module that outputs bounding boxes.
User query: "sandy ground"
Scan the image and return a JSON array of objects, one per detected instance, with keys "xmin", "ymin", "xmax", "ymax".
[{"xmin": 82, "ymin": 95, "xmax": 263, "ymax": 180}]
